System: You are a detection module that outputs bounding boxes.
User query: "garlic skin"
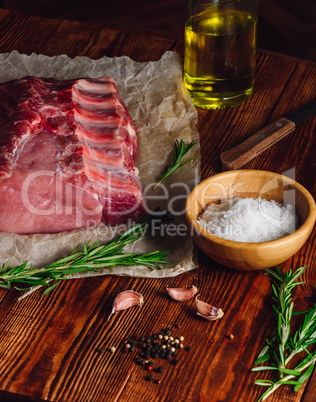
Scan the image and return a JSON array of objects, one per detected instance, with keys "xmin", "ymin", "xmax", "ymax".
[
  {"xmin": 167, "ymin": 285, "xmax": 197, "ymax": 301},
  {"xmin": 195, "ymin": 295, "xmax": 224, "ymax": 321},
  {"xmin": 108, "ymin": 290, "xmax": 144, "ymax": 321}
]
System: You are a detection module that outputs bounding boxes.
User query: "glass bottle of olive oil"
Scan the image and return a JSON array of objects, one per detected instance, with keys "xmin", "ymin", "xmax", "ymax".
[{"xmin": 184, "ymin": 7, "xmax": 257, "ymax": 110}]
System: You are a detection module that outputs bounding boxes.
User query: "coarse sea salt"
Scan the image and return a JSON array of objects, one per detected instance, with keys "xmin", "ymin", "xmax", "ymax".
[{"xmin": 197, "ymin": 197, "xmax": 298, "ymax": 243}]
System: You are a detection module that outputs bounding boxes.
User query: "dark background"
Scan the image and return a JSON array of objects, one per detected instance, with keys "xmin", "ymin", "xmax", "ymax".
[{"xmin": 0, "ymin": 0, "xmax": 315, "ymax": 61}]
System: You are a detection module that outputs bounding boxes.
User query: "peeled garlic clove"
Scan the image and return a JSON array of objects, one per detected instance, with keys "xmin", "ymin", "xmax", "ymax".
[
  {"xmin": 108, "ymin": 290, "xmax": 144, "ymax": 321},
  {"xmin": 196, "ymin": 295, "xmax": 224, "ymax": 321},
  {"xmin": 167, "ymin": 285, "xmax": 197, "ymax": 301}
]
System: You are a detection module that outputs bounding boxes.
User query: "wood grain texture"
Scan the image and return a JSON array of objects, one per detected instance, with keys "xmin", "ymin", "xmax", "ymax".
[
  {"xmin": 0, "ymin": 12, "xmax": 60, "ymax": 54},
  {"xmin": 2, "ymin": 0, "xmax": 316, "ymax": 61},
  {"xmin": 0, "ymin": 8, "xmax": 315, "ymax": 402}
]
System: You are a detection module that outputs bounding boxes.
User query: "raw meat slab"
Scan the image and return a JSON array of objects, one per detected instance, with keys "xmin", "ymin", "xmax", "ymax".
[{"xmin": 0, "ymin": 76, "xmax": 143, "ymax": 234}]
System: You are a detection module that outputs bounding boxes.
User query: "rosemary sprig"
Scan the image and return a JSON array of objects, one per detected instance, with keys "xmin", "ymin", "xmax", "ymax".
[
  {"xmin": 0, "ymin": 219, "xmax": 169, "ymax": 298},
  {"xmin": 253, "ymin": 353, "xmax": 316, "ymax": 400},
  {"xmin": 252, "ymin": 266, "xmax": 316, "ymax": 400},
  {"xmin": 286, "ymin": 305, "xmax": 316, "ymax": 365},
  {"xmin": 153, "ymin": 139, "xmax": 197, "ymax": 189},
  {"xmin": 254, "ymin": 266, "xmax": 307, "ymax": 366}
]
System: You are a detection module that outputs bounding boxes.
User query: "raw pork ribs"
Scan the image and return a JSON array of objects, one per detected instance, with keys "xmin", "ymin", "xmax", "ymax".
[{"xmin": 0, "ymin": 76, "xmax": 144, "ymax": 234}]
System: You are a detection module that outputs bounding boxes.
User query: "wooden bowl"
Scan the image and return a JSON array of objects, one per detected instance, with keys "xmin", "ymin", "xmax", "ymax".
[{"xmin": 185, "ymin": 170, "xmax": 316, "ymax": 270}]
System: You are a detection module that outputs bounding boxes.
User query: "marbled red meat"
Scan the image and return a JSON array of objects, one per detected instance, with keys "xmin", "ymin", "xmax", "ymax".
[{"xmin": 0, "ymin": 76, "xmax": 143, "ymax": 234}]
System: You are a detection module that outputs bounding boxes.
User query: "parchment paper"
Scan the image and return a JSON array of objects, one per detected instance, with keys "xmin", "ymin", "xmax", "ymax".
[{"xmin": 0, "ymin": 50, "xmax": 200, "ymax": 278}]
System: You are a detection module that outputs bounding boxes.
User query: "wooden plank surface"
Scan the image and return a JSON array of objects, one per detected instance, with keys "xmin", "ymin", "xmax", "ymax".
[{"xmin": 0, "ymin": 9, "xmax": 315, "ymax": 402}]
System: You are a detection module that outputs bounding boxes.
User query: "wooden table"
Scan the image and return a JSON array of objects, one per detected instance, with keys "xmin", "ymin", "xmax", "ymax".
[{"xmin": 0, "ymin": 8, "xmax": 315, "ymax": 402}]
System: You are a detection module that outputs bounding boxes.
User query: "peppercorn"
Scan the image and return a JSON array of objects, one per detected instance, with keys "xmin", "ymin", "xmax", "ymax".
[
  {"xmin": 120, "ymin": 327, "xmax": 190, "ymax": 382},
  {"xmin": 185, "ymin": 346, "xmax": 191, "ymax": 352}
]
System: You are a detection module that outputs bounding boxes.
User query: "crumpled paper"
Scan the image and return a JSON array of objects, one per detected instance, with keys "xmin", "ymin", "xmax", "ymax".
[{"xmin": 0, "ymin": 50, "xmax": 200, "ymax": 278}]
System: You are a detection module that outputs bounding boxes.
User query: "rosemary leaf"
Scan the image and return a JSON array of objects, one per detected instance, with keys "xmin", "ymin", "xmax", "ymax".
[
  {"xmin": 255, "ymin": 383, "xmax": 272, "ymax": 388},
  {"xmin": 254, "ymin": 380, "xmax": 274, "ymax": 387},
  {"xmin": 293, "ymin": 363, "xmax": 315, "ymax": 392},
  {"xmin": 153, "ymin": 139, "xmax": 197, "ymax": 190},
  {"xmin": 278, "ymin": 368, "xmax": 301, "ymax": 376},
  {"xmin": 253, "ymin": 353, "xmax": 273, "ymax": 365},
  {"xmin": 252, "ymin": 366, "xmax": 278, "ymax": 372},
  {"xmin": 43, "ymin": 280, "xmax": 62, "ymax": 295}
]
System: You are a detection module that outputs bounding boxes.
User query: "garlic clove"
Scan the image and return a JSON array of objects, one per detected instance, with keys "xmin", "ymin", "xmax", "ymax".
[
  {"xmin": 195, "ymin": 295, "xmax": 224, "ymax": 321},
  {"xmin": 108, "ymin": 290, "xmax": 144, "ymax": 321},
  {"xmin": 167, "ymin": 285, "xmax": 197, "ymax": 301}
]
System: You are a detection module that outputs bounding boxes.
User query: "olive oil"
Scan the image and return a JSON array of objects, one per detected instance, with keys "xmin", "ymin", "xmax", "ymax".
[{"xmin": 184, "ymin": 9, "xmax": 257, "ymax": 109}]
